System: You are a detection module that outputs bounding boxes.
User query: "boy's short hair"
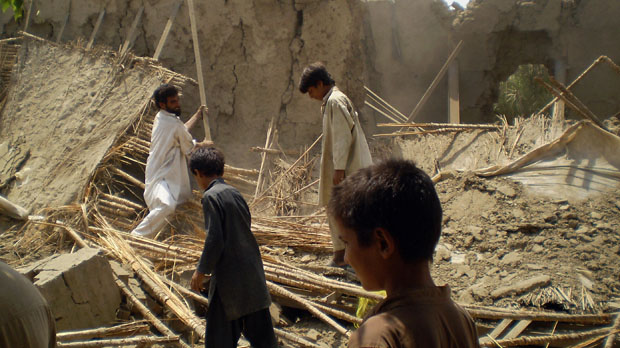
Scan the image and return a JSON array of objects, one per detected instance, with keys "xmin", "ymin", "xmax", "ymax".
[
  {"xmin": 152, "ymin": 84, "xmax": 178, "ymax": 107},
  {"xmin": 328, "ymin": 159, "xmax": 442, "ymax": 262},
  {"xmin": 298, "ymin": 62, "xmax": 336, "ymax": 93},
  {"xmin": 189, "ymin": 147, "xmax": 225, "ymax": 177}
]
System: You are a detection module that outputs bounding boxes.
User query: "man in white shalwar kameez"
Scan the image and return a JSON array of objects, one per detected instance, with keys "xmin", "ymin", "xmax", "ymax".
[
  {"xmin": 132, "ymin": 84, "xmax": 211, "ymax": 238},
  {"xmin": 299, "ymin": 62, "xmax": 372, "ymax": 266}
]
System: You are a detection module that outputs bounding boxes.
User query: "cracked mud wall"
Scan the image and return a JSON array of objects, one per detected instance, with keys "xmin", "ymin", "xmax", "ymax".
[{"xmin": 1, "ymin": 0, "xmax": 366, "ymax": 168}]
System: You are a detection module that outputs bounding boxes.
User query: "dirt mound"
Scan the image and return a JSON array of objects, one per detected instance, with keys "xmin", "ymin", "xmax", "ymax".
[{"xmin": 434, "ymin": 173, "xmax": 620, "ymax": 312}]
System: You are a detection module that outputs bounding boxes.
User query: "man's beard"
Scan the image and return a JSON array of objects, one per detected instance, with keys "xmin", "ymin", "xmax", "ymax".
[{"xmin": 166, "ymin": 106, "xmax": 181, "ymax": 116}]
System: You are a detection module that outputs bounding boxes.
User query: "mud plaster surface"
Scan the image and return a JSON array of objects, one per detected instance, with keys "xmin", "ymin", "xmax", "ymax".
[{"xmin": 0, "ymin": 40, "xmax": 161, "ymax": 211}]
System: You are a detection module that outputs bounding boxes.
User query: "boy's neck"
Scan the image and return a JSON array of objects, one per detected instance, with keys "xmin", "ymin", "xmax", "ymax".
[
  {"xmin": 320, "ymin": 84, "xmax": 334, "ymax": 99},
  {"xmin": 383, "ymin": 259, "xmax": 436, "ymax": 297}
]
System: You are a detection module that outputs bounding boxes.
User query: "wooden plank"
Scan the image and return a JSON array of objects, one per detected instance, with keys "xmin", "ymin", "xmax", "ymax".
[
  {"xmin": 86, "ymin": 9, "xmax": 106, "ymax": 50},
  {"xmin": 186, "ymin": 0, "xmax": 212, "ymax": 141},
  {"xmin": 253, "ymin": 116, "xmax": 275, "ymax": 201},
  {"xmin": 120, "ymin": 6, "xmax": 144, "ymax": 55},
  {"xmin": 448, "ymin": 60, "xmax": 460, "ymax": 124},
  {"xmin": 488, "ymin": 319, "xmax": 513, "ymax": 339},
  {"xmin": 551, "ymin": 59, "xmax": 567, "ymax": 122},
  {"xmin": 502, "ymin": 319, "xmax": 532, "ymax": 340},
  {"xmin": 23, "ymin": 0, "xmax": 33, "ymax": 32},
  {"xmin": 153, "ymin": 0, "xmax": 182, "ymax": 61},
  {"xmin": 407, "ymin": 40, "xmax": 464, "ymax": 122},
  {"xmin": 56, "ymin": 11, "xmax": 70, "ymax": 43}
]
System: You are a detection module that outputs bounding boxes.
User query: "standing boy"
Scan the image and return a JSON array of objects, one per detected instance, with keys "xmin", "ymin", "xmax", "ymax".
[
  {"xmin": 189, "ymin": 147, "xmax": 277, "ymax": 348},
  {"xmin": 132, "ymin": 84, "xmax": 211, "ymax": 238},
  {"xmin": 299, "ymin": 62, "xmax": 372, "ymax": 266},
  {"xmin": 329, "ymin": 159, "xmax": 480, "ymax": 348}
]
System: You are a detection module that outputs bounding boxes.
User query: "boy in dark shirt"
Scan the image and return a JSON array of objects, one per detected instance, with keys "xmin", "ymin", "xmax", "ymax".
[
  {"xmin": 189, "ymin": 147, "xmax": 277, "ymax": 348},
  {"xmin": 328, "ymin": 159, "xmax": 479, "ymax": 348}
]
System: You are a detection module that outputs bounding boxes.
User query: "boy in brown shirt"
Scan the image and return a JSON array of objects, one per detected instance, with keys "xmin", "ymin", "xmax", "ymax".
[{"xmin": 328, "ymin": 159, "xmax": 480, "ymax": 348}]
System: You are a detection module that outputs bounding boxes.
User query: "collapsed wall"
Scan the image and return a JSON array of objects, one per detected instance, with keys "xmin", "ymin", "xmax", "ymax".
[
  {"xmin": 0, "ymin": 38, "xmax": 163, "ymax": 212},
  {"xmin": 0, "ymin": 0, "xmax": 367, "ymax": 168},
  {"xmin": 363, "ymin": 0, "xmax": 620, "ymax": 124}
]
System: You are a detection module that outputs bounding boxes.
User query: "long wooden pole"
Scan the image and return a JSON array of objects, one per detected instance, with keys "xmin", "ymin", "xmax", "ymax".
[
  {"xmin": 153, "ymin": 1, "xmax": 182, "ymax": 61},
  {"xmin": 113, "ymin": 274, "xmax": 191, "ymax": 348},
  {"xmin": 86, "ymin": 9, "xmax": 106, "ymax": 50},
  {"xmin": 407, "ymin": 40, "xmax": 464, "ymax": 122},
  {"xmin": 120, "ymin": 6, "xmax": 144, "ymax": 56},
  {"xmin": 56, "ymin": 9, "xmax": 70, "ymax": 43},
  {"xmin": 23, "ymin": 0, "xmax": 33, "ymax": 32},
  {"xmin": 254, "ymin": 116, "xmax": 276, "ymax": 200},
  {"xmin": 186, "ymin": 0, "xmax": 212, "ymax": 141}
]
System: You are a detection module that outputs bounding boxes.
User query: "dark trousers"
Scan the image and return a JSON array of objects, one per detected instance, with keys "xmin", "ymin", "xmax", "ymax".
[{"xmin": 206, "ymin": 290, "xmax": 278, "ymax": 348}]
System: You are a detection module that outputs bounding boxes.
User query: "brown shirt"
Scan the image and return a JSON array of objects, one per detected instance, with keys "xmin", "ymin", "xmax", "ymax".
[{"xmin": 349, "ymin": 286, "xmax": 479, "ymax": 348}]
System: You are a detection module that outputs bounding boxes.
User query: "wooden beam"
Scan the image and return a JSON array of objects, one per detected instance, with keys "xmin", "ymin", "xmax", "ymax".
[
  {"xmin": 153, "ymin": 0, "xmax": 182, "ymax": 61},
  {"xmin": 488, "ymin": 319, "xmax": 513, "ymax": 340},
  {"xmin": 551, "ymin": 59, "xmax": 567, "ymax": 122},
  {"xmin": 254, "ymin": 116, "xmax": 275, "ymax": 201},
  {"xmin": 502, "ymin": 319, "xmax": 532, "ymax": 340},
  {"xmin": 56, "ymin": 11, "xmax": 70, "ymax": 44},
  {"xmin": 186, "ymin": 0, "xmax": 212, "ymax": 141},
  {"xmin": 120, "ymin": 6, "xmax": 145, "ymax": 56},
  {"xmin": 86, "ymin": 9, "xmax": 106, "ymax": 50},
  {"xmin": 407, "ymin": 40, "xmax": 464, "ymax": 122},
  {"xmin": 23, "ymin": 0, "xmax": 33, "ymax": 32},
  {"xmin": 448, "ymin": 60, "xmax": 460, "ymax": 124}
]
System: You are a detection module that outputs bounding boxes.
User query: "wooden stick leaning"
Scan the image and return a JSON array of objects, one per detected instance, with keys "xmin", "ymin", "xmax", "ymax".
[
  {"xmin": 113, "ymin": 274, "xmax": 192, "ymax": 348},
  {"xmin": 251, "ymin": 133, "xmax": 323, "ymax": 207},
  {"xmin": 57, "ymin": 322, "xmax": 150, "ymax": 341},
  {"xmin": 464, "ymin": 307, "xmax": 611, "ymax": 325},
  {"xmin": 364, "ymin": 85, "xmax": 408, "ymax": 121},
  {"xmin": 478, "ymin": 328, "xmax": 618, "ymax": 347},
  {"xmin": 186, "ymin": 0, "xmax": 212, "ymax": 140},
  {"xmin": 120, "ymin": 6, "xmax": 144, "ymax": 56},
  {"xmin": 274, "ymin": 328, "xmax": 322, "ymax": 348},
  {"xmin": 535, "ymin": 78, "xmax": 607, "ymax": 130},
  {"xmin": 267, "ymin": 281, "xmax": 350, "ymax": 337},
  {"xmin": 365, "ymin": 100, "xmax": 403, "ymax": 124},
  {"xmin": 378, "ymin": 122, "xmax": 499, "ymax": 130},
  {"xmin": 56, "ymin": 335, "xmax": 180, "ymax": 348},
  {"xmin": 23, "ymin": 0, "xmax": 34, "ymax": 32},
  {"xmin": 254, "ymin": 116, "xmax": 276, "ymax": 200},
  {"xmin": 86, "ymin": 9, "xmax": 106, "ymax": 50},
  {"xmin": 537, "ymin": 55, "xmax": 605, "ymax": 115},
  {"xmin": 546, "ymin": 75, "xmax": 607, "ymax": 130},
  {"xmin": 604, "ymin": 313, "xmax": 620, "ymax": 348},
  {"xmin": 153, "ymin": 0, "xmax": 183, "ymax": 61},
  {"xmin": 407, "ymin": 40, "xmax": 464, "ymax": 122},
  {"xmin": 56, "ymin": 9, "xmax": 70, "ymax": 44}
]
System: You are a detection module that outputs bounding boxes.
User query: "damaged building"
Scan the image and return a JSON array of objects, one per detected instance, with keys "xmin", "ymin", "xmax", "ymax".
[{"xmin": 0, "ymin": 0, "xmax": 619, "ymax": 347}]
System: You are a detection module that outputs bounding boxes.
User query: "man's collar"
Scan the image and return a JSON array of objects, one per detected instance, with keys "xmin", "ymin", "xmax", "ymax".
[
  {"xmin": 206, "ymin": 177, "xmax": 225, "ymax": 191},
  {"xmin": 158, "ymin": 109, "xmax": 177, "ymax": 118},
  {"xmin": 321, "ymin": 86, "xmax": 337, "ymax": 106}
]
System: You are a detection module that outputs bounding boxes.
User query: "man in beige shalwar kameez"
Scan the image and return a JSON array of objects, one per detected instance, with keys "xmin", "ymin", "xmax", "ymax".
[{"xmin": 299, "ymin": 62, "xmax": 372, "ymax": 266}]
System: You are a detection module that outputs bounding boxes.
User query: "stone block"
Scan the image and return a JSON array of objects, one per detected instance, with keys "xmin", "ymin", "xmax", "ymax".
[{"xmin": 18, "ymin": 248, "xmax": 121, "ymax": 331}]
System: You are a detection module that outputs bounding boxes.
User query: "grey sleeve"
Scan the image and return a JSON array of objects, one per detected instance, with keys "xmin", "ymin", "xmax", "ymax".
[{"xmin": 197, "ymin": 195, "xmax": 225, "ymax": 275}]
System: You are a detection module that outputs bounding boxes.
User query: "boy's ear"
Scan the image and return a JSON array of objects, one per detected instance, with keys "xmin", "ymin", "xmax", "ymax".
[{"xmin": 373, "ymin": 228, "xmax": 396, "ymax": 259}]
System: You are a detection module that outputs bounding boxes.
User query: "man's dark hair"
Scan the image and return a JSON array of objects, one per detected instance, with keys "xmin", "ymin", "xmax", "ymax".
[
  {"xmin": 298, "ymin": 62, "xmax": 335, "ymax": 93},
  {"xmin": 328, "ymin": 159, "xmax": 442, "ymax": 262},
  {"xmin": 189, "ymin": 147, "xmax": 225, "ymax": 177},
  {"xmin": 152, "ymin": 84, "xmax": 178, "ymax": 108}
]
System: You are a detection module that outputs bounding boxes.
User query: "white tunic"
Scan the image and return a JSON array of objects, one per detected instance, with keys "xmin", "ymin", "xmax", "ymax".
[
  {"xmin": 318, "ymin": 86, "xmax": 373, "ymax": 207},
  {"xmin": 143, "ymin": 109, "xmax": 195, "ymax": 208}
]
